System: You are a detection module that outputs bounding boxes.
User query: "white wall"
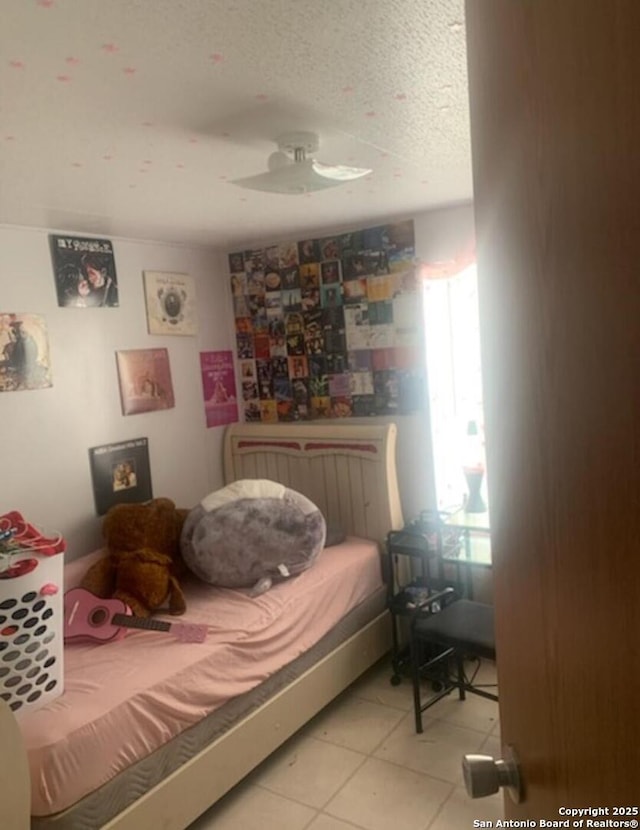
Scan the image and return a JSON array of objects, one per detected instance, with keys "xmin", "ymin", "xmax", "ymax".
[
  {"xmin": 0, "ymin": 225, "xmax": 231, "ymax": 559},
  {"xmin": 0, "ymin": 203, "xmax": 474, "ymax": 560}
]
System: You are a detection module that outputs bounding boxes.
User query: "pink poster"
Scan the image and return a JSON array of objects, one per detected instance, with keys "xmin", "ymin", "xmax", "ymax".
[{"xmin": 200, "ymin": 350, "xmax": 238, "ymax": 428}]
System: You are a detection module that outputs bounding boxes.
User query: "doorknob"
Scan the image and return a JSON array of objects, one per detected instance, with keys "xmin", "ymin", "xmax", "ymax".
[{"xmin": 462, "ymin": 744, "xmax": 523, "ymax": 803}]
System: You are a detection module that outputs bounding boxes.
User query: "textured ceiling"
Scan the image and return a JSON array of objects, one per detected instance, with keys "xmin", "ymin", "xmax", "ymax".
[{"xmin": 0, "ymin": 0, "xmax": 472, "ymax": 249}]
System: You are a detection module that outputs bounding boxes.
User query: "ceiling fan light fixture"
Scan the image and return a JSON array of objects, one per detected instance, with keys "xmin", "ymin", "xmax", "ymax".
[
  {"xmin": 267, "ymin": 150, "xmax": 292, "ymax": 172},
  {"xmin": 311, "ymin": 160, "xmax": 371, "ymax": 182},
  {"xmin": 231, "ymin": 131, "xmax": 372, "ymax": 195}
]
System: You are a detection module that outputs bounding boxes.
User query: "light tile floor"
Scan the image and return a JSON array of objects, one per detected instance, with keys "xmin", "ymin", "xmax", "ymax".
[{"xmin": 189, "ymin": 657, "xmax": 503, "ymax": 830}]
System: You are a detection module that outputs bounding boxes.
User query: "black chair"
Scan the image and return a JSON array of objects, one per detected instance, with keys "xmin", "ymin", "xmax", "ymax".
[{"xmin": 409, "ymin": 586, "xmax": 497, "ymax": 733}]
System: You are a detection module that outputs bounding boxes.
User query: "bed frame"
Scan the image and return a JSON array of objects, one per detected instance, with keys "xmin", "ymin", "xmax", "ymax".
[{"xmin": 2, "ymin": 422, "xmax": 404, "ymax": 830}]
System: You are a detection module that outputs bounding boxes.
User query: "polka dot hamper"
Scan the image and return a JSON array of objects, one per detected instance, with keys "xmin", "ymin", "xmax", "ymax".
[{"xmin": 0, "ymin": 511, "xmax": 66, "ymax": 715}]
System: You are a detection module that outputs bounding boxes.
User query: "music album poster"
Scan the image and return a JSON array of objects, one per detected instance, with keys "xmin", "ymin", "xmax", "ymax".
[
  {"xmin": 200, "ymin": 350, "xmax": 238, "ymax": 428},
  {"xmin": 88, "ymin": 437, "xmax": 152, "ymax": 516},
  {"xmin": 228, "ymin": 219, "xmax": 427, "ymax": 422},
  {"xmin": 115, "ymin": 348, "xmax": 175, "ymax": 415},
  {"xmin": 143, "ymin": 271, "xmax": 198, "ymax": 335},
  {"xmin": 49, "ymin": 235, "xmax": 119, "ymax": 308},
  {"xmin": 0, "ymin": 312, "xmax": 53, "ymax": 392}
]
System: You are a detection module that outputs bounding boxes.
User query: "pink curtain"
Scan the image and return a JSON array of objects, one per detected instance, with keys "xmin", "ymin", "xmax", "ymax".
[{"xmin": 415, "ymin": 240, "xmax": 476, "ymax": 281}]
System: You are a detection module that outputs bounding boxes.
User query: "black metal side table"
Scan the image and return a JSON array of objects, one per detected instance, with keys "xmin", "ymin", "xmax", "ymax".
[{"xmin": 385, "ymin": 518, "xmax": 447, "ymax": 685}]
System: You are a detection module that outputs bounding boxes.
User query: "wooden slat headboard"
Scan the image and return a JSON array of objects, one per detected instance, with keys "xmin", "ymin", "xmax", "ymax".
[{"xmin": 223, "ymin": 422, "xmax": 404, "ymax": 547}]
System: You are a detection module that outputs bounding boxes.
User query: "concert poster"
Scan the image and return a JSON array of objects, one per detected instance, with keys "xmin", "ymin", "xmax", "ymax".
[
  {"xmin": 49, "ymin": 234, "xmax": 119, "ymax": 308},
  {"xmin": 200, "ymin": 350, "xmax": 238, "ymax": 428}
]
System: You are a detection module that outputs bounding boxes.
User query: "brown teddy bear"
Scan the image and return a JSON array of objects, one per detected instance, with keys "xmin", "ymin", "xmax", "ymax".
[{"xmin": 80, "ymin": 497, "xmax": 189, "ymax": 617}]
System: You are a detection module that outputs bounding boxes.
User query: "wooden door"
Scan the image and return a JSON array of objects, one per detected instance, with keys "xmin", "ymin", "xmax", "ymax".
[{"xmin": 465, "ymin": 0, "xmax": 640, "ymax": 817}]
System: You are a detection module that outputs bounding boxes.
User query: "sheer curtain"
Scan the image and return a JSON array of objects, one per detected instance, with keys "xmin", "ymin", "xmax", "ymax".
[{"xmin": 421, "ymin": 259, "xmax": 488, "ymax": 515}]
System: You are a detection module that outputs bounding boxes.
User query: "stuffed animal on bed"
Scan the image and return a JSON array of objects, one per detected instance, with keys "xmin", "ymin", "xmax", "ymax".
[
  {"xmin": 180, "ymin": 479, "xmax": 326, "ymax": 595},
  {"xmin": 80, "ymin": 497, "xmax": 189, "ymax": 617}
]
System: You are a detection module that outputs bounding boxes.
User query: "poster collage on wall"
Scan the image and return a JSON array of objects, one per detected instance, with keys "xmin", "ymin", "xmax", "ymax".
[{"xmin": 229, "ymin": 220, "xmax": 427, "ymax": 422}]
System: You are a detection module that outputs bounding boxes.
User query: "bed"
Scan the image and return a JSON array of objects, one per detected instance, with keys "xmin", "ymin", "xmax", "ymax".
[{"xmin": 2, "ymin": 422, "xmax": 404, "ymax": 830}]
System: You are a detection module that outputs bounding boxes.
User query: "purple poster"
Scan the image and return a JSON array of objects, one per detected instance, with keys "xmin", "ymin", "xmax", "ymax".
[{"xmin": 200, "ymin": 350, "xmax": 238, "ymax": 428}]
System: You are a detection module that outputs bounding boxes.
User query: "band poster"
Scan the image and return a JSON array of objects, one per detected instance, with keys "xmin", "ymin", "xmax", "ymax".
[
  {"xmin": 228, "ymin": 219, "xmax": 426, "ymax": 422},
  {"xmin": 116, "ymin": 348, "xmax": 175, "ymax": 415},
  {"xmin": 143, "ymin": 271, "xmax": 198, "ymax": 336},
  {"xmin": 49, "ymin": 234, "xmax": 119, "ymax": 308},
  {"xmin": 88, "ymin": 437, "xmax": 153, "ymax": 516},
  {"xmin": 0, "ymin": 312, "xmax": 53, "ymax": 393}
]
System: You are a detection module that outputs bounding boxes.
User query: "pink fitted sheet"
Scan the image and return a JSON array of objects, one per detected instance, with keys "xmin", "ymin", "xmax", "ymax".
[{"xmin": 18, "ymin": 537, "xmax": 383, "ymax": 816}]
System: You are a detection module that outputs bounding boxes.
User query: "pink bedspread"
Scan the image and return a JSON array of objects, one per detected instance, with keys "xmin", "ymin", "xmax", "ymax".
[{"xmin": 18, "ymin": 537, "xmax": 383, "ymax": 816}]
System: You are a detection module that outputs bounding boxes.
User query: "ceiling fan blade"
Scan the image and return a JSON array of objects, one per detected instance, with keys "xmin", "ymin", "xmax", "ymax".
[{"xmin": 231, "ymin": 158, "xmax": 371, "ymax": 195}]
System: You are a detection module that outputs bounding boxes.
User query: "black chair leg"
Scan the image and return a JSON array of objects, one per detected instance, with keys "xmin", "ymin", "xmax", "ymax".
[
  {"xmin": 455, "ymin": 651, "xmax": 466, "ymax": 700},
  {"xmin": 410, "ymin": 635, "xmax": 424, "ymax": 734}
]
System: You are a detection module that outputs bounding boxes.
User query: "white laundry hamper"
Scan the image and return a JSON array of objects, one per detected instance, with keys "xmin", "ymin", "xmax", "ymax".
[{"xmin": 0, "ymin": 510, "xmax": 66, "ymax": 715}]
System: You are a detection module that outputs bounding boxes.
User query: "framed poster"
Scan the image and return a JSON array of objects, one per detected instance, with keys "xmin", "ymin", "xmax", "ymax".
[
  {"xmin": 49, "ymin": 234, "xmax": 119, "ymax": 308},
  {"xmin": 88, "ymin": 437, "xmax": 153, "ymax": 516},
  {"xmin": 143, "ymin": 271, "xmax": 198, "ymax": 335},
  {"xmin": 0, "ymin": 312, "xmax": 52, "ymax": 392},
  {"xmin": 115, "ymin": 348, "xmax": 175, "ymax": 415}
]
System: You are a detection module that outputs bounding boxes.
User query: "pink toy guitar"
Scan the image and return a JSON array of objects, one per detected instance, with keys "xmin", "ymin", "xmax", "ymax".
[{"xmin": 64, "ymin": 588, "xmax": 210, "ymax": 644}]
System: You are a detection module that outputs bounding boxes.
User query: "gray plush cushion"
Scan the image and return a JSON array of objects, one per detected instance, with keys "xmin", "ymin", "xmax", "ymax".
[
  {"xmin": 324, "ymin": 523, "xmax": 347, "ymax": 547},
  {"xmin": 180, "ymin": 480, "xmax": 326, "ymax": 593}
]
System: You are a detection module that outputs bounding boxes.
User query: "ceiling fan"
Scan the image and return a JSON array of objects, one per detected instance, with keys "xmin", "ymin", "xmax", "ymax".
[{"xmin": 231, "ymin": 131, "xmax": 372, "ymax": 195}]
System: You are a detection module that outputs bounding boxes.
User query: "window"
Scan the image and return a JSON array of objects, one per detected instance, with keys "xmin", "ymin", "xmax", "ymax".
[{"xmin": 423, "ymin": 264, "xmax": 489, "ymax": 515}]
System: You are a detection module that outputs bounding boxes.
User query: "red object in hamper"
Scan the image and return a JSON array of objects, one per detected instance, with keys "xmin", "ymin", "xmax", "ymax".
[{"xmin": 0, "ymin": 511, "xmax": 66, "ymax": 715}]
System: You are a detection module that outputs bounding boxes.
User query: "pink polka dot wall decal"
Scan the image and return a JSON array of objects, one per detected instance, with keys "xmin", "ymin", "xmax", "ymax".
[
  {"xmin": 210, "ymin": 53, "xmax": 224, "ymax": 63},
  {"xmin": 394, "ymin": 93, "xmax": 407, "ymax": 100},
  {"xmin": 365, "ymin": 111, "xmax": 376, "ymax": 117},
  {"xmin": 123, "ymin": 67, "xmax": 137, "ymax": 76},
  {"xmin": 176, "ymin": 163, "xmax": 185, "ymax": 169},
  {"xmin": 65, "ymin": 57, "xmax": 80, "ymax": 66},
  {"xmin": 9, "ymin": 60, "xmax": 25, "ymax": 69},
  {"xmin": 342, "ymin": 86, "xmax": 354, "ymax": 93},
  {"xmin": 103, "ymin": 155, "xmax": 113, "ymax": 160},
  {"xmin": 189, "ymin": 137, "xmax": 198, "ymax": 143},
  {"xmin": 255, "ymin": 93, "xmax": 268, "ymax": 101},
  {"xmin": 102, "ymin": 43, "xmax": 119, "ymax": 54},
  {"xmin": 37, "ymin": 0, "xmax": 55, "ymax": 7},
  {"xmin": 57, "ymin": 75, "xmax": 72, "ymax": 82}
]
